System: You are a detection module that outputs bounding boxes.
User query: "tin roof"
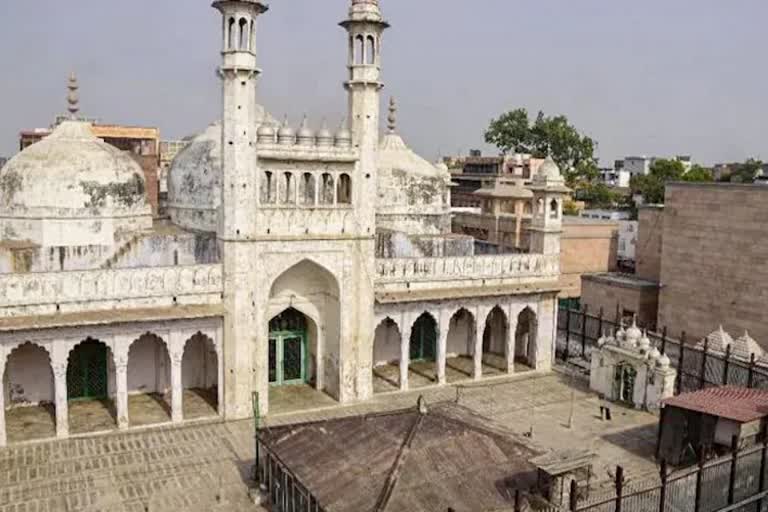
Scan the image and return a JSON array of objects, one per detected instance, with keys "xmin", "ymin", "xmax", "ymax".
[{"xmin": 662, "ymin": 386, "xmax": 768, "ymax": 423}]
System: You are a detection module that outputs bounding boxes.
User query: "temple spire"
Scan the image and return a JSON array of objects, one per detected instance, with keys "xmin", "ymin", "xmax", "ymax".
[
  {"xmin": 387, "ymin": 97, "xmax": 397, "ymax": 134},
  {"xmin": 67, "ymin": 72, "xmax": 80, "ymax": 118}
]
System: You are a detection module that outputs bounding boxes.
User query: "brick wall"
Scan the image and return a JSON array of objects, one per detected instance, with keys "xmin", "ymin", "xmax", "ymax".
[
  {"xmin": 657, "ymin": 183, "xmax": 768, "ymax": 347},
  {"xmin": 581, "ymin": 275, "xmax": 659, "ymax": 328},
  {"xmin": 560, "ymin": 221, "xmax": 619, "ymax": 298},
  {"xmin": 636, "ymin": 206, "xmax": 664, "ymax": 282}
]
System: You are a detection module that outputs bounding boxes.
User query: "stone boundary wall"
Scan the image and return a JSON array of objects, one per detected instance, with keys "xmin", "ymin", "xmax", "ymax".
[{"xmin": 0, "ymin": 264, "xmax": 223, "ymax": 316}]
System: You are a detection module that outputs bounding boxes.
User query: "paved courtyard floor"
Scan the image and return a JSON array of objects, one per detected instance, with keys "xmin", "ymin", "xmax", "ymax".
[{"xmin": 0, "ymin": 370, "xmax": 662, "ymax": 511}]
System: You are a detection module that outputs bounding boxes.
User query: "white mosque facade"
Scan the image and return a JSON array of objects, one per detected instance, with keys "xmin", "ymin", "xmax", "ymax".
[{"xmin": 0, "ymin": 0, "xmax": 566, "ymax": 446}]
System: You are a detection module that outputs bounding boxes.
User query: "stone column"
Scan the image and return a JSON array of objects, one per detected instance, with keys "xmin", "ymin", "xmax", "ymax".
[
  {"xmin": 0, "ymin": 359, "xmax": 6, "ymax": 447},
  {"xmin": 115, "ymin": 355, "xmax": 129, "ymax": 430},
  {"xmin": 400, "ymin": 322, "xmax": 412, "ymax": 392},
  {"xmin": 215, "ymin": 325, "xmax": 224, "ymax": 417},
  {"xmin": 436, "ymin": 313, "xmax": 448, "ymax": 386},
  {"xmin": 171, "ymin": 351, "xmax": 183, "ymax": 423},
  {"xmin": 473, "ymin": 308, "xmax": 485, "ymax": 381},
  {"xmin": 53, "ymin": 364, "xmax": 69, "ymax": 439},
  {"xmin": 506, "ymin": 314, "xmax": 516, "ymax": 374}
]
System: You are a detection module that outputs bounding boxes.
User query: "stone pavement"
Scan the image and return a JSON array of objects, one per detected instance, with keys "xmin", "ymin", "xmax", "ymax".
[{"xmin": 0, "ymin": 370, "xmax": 662, "ymax": 511}]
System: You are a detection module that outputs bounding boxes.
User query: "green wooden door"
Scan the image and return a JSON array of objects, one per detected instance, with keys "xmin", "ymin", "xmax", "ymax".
[
  {"xmin": 67, "ymin": 340, "xmax": 108, "ymax": 400},
  {"xmin": 410, "ymin": 314, "xmax": 437, "ymax": 362},
  {"xmin": 268, "ymin": 309, "xmax": 309, "ymax": 386}
]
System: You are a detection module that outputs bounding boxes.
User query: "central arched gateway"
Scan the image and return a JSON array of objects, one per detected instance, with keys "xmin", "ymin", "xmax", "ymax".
[{"xmin": 268, "ymin": 259, "xmax": 341, "ymax": 400}]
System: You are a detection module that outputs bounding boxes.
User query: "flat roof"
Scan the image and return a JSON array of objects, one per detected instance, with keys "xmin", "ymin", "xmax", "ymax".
[
  {"xmin": 582, "ymin": 273, "xmax": 659, "ymax": 289},
  {"xmin": 376, "ymin": 281, "xmax": 561, "ymax": 304}
]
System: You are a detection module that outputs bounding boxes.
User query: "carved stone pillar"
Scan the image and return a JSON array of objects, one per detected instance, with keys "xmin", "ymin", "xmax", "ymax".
[
  {"xmin": 171, "ymin": 350, "xmax": 183, "ymax": 423},
  {"xmin": 400, "ymin": 322, "xmax": 412, "ymax": 392},
  {"xmin": 53, "ymin": 364, "xmax": 69, "ymax": 439},
  {"xmin": 473, "ymin": 310, "xmax": 484, "ymax": 381},
  {"xmin": 437, "ymin": 314, "xmax": 448, "ymax": 386},
  {"xmin": 115, "ymin": 356, "xmax": 129, "ymax": 430},
  {"xmin": 0, "ymin": 359, "xmax": 6, "ymax": 447}
]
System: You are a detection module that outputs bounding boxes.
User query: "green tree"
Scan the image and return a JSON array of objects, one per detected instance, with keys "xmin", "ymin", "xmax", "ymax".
[
  {"xmin": 575, "ymin": 182, "xmax": 620, "ymax": 209},
  {"xmin": 631, "ymin": 159, "xmax": 711, "ymax": 204},
  {"xmin": 719, "ymin": 158, "xmax": 763, "ymax": 183},
  {"xmin": 484, "ymin": 108, "xmax": 598, "ymax": 185}
]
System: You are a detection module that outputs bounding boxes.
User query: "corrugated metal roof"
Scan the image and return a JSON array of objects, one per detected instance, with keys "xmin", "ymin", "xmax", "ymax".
[{"xmin": 662, "ymin": 386, "xmax": 768, "ymax": 423}]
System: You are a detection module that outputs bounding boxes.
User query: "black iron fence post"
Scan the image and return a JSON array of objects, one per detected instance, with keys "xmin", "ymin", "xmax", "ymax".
[
  {"xmin": 699, "ymin": 338, "xmax": 709, "ymax": 390},
  {"xmin": 694, "ymin": 447, "xmax": 705, "ymax": 512},
  {"xmin": 615, "ymin": 303, "xmax": 620, "ymax": 325},
  {"xmin": 723, "ymin": 345, "xmax": 732, "ymax": 386},
  {"xmin": 570, "ymin": 479, "xmax": 579, "ymax": 512},
  {"xmin": 581, "ymin": 305, "xmax": 589, "ymax": 359},
  {"xmin": 656, "ymin": 406, "xmax": 667, "ymax": 460},
  {"xmin": 658, "ymin": 460, "xmax": 668, "ymax": 512},
  {"xmin": 598, "ymin": 307, "xmax": 604, "ymax": 338},
  {"xmin": 728, "ymin": 435, "xmax": 739, "ymax": 505},
  {"xmin": 676, "ymin": 332, "xmax": 686, "ymax": 394},
  {"xmin": 614, "ymin": 466, "xmax": 624, "ymax": 512},
  {"xmin": 758, "ymin": 425, "xmax": 767, "ymax": 511},
  {"xmin": 660, "ymin": 326, "xmax": 667, "ymax": 357},
  {"xmin": 748, "ymin": 353, "xmax": 756, "ymax": 389},
  {"xmin": 564, "ymin": 306, "xmax": 572, "ymax": 361},
  {"xmin": 514, "ymin": 489, "xmax": 521, "ymax": 512}
]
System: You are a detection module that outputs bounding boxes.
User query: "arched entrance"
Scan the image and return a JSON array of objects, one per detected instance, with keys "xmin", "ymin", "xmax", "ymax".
[
  {"xmin": 515, "ymin": 307, "xmax": 538, "ymax": 370},
  {"xmin": 372, "ymin": 317, "xmax": 402, "ymax": 393},
  {"xmin": 268, "ymin": 308, "xmax": 309, "ymax": 386},
  {"xmin": 268, "ymin": 259, "xmax": 340, "ymax": 407},
  {"xmin": 3, "ymin": 343, "xmax": 55, "ymax": 443},
  {"xmin": 482, "ymin": 306, "xmax": 508, "ymax": 376},
  {"xmin": 67, "ymin": 338, "xmax": 117, "ymax": 434},
  {"xmin": 446, "ymin": 308, "xmax": 475, "ymax": 382},
  {"xmin": 614, "ymin": 363, "xmax": 637, "ymax": 405},
  {"xmin": 182, "ymin": 333, "xmax": 220, "ymax": 419},
  {"xmin": 127, "ymin": 333, "xmax": 171, "ymax": 426},
  {"xmin": 408, "ymin": 313, "xmax": 438, "ymax": 386}
]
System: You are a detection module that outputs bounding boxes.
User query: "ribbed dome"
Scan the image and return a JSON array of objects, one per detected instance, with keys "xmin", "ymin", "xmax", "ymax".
[
  {"xmin": 0, "ymin": 120, "xmax": 152, "ymax": 246},
  {"xmin": 0, "ymin": 121, "xmax": 149, "ymax": 217},
  {"xmin": 167, "ymin": 106, "xmax": 275, "ymax": 232}
]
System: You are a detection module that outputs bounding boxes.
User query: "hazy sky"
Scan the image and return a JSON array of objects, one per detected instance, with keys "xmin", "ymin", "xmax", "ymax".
[{"xmin": 0, "ymin": 0, "xmax": 766, "ymax": 166}]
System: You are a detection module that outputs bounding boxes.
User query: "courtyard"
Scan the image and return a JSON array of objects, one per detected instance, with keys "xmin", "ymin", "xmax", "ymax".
[{"xmin": 0, "ymin": 370, "xmax": 662, "ymax": 511}]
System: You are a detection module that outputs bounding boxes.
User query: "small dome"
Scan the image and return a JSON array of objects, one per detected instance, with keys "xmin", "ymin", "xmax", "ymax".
[
  {"xmin": 296, "ymin": 116, "xmax": 315, "ymax": 146},
  {"xmin": 637, "ymin": 331, "xmax": 651, "ymax": 352},
  {"xmin": 257, "ymin": 122, "xmax": 276, "ymax": 143},
  {"xmin": 278, "ymin": 117, "xmax": 296, "ymax": 145},
  {"xmin": 335, "ymin": 122, "xmax": 352, "ymax": 148},
  {"xmin": 657, "ymin": 354, "xmax": 671, "ymax": 370},
  {"xmin": 0, "ymin": 120, "xmax": 151, "ymax": 245},
  {"xmin": 537, "ymin": 157, "xmax": 562, "ymax": 180},
  {"xmin": 648, "ymin": 347, "xmax": 661, "ymax": 362},
  {"xmin": 625, "ymin": 318, "xmax": 642, "ymax": 345},
  {"xmin": 316, "ymin": 120, "xmax": 333, "ymax": 147},
  {"xmin": 704, "ymin": 325, "xmax": 734, "ymax": 354},
  {"xmin": 732, "ymin": 331, "xmax": 765, "ymax": 362}
]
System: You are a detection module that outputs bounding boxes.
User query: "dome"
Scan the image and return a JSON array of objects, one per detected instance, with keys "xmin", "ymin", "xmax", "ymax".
[
  {"xmin": 335, "ymin": 123, "xmax": 352, "ymax": 148},
  {"xmin": 316, "ymin": 121, "xmax": 333, "ymax": 147},
  {"xmin": 278, "ymin": 117, "xmax": 296, "ymax": 145},
  {"xmin": 167, "ymin": 105, "xmax": 275, "ymax": 232},
  {"xmin": 704, "ymin": 325, "xmax": 734, "ymax": 354},
  {"xmin": 536, "ymin": 157, "xmax": 562, "ymax": 180},
  {"xmin": 648, "ymin": 347, "xmax": 661, "ymax": 362},
  {"xmin": 296, "ymin": 116, "xmax": 315, "ymax": 146},
  {"xmin": 0, "ymin": 120, "xmax": 152, "ymax": 246},
  {"xmin": 657, "ymin": 354, "xmax": 671, "ymax": 370},
  {"xmin": 637, "ymin": 331, "xmax": 651, "ymax": 352},
  {"xmin": 625, "ymin": 318, "xmax": 642, "ymax": 346},
  {"xmin": 257, "ymin": 122, "xmax": 275, "ymax": 143}
]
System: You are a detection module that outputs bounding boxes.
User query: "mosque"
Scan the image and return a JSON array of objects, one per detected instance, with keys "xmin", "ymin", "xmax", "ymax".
[{"xmin": 0, "ymin": 0, "xmax": 567, "ymax": 446}]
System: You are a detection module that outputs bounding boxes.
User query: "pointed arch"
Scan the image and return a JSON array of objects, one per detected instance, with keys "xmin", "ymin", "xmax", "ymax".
[
  {"xmin": 374, "ymin": 317, "xmax": 401, "ymax": 367},
  {"xmin": 515, "ymin": 307, "xmax": 538, "ymax": 369},
  {"xmin": 181, "ymin": 332, "xmax": 219, "ymax": 417},
  {"xmin": 366, "ymin": 35, "xmax": 376, "ymax": 65},
  {"xmin": 409, "ymin": 312, "xmax": 438, "ymax": 362}
]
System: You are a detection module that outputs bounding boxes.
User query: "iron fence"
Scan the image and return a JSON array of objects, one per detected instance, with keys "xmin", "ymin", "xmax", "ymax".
[
  {"xmin": 568, "ymin": 436, "xmax": 768, "ymax": 512},
  {"xmin": 556, "ymin": 307, "xmax": 768, "ymax": 394}
]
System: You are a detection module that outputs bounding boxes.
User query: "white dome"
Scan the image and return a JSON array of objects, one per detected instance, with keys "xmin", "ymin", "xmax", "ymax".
[
  {"xmin": 0, "ymin": 120, "xmax": 151, "ymax": 246},
  {"xmin": 536, "ymin": 157, "xmax": 562, "ymax": 180},
  {"xmin": 167, "ymin": 106, "xmax": 275, "ymax": 232}
]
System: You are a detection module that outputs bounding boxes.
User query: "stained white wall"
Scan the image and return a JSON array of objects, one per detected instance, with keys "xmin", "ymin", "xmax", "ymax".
[
  {"xmin": 447, "ymin": 311, "xmax": 474, "ymax": 357},
  {"xmin": 3, "ymin": 343, "xmax": 53, "ymax": 406},
  {"xmin": 128, "ymin": 336, "xmax": 170, "ymax": 394},
  {"xmin": 373, "ymin": 320, "xmax": 401, "ymax": 366},
  {"xmin": 181, "ymin": 336, "xmax": 218, "ymax": 390},
  {"xmin": 483, "ymin": 309, "xmax": 507, "ymax": 355},
  {"xmin": 515, "ymin": 309, "xmax": 537, "ymax": 364}
]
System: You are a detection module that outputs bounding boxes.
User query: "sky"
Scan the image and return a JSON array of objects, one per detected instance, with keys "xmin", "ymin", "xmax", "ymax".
[{"xmin": 0, "ymin": 0, "xmax": 766, "ymax": 166}]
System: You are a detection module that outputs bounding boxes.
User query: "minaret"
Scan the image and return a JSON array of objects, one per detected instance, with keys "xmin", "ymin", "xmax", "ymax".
[
  {"xmin": 67, "ymin": 72, "xmax": 80, "ymax": 119},
  {"xmin": 341, "ymin": 0, "xmax": 389, "ymax": 231},
  {"xmin": 528, "ymin": 157, "xmax": 571, "ymax": 256},
  {"xmin": 213, "ymin": 0, "xmax": 268, "ymax": 420}
]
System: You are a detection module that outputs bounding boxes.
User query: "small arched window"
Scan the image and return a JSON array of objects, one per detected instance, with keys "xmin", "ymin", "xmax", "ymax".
[
  {"xmin": 239, "ymin": 18, "xmax": 249, "ymax": 50},
  {"xmin": 349, "ymin": 36, "xmax": 355, "ymax": 65},
  {"xmin": 300, "ymin": 173, "xmax": 316, "ymax": 206},
  {"xmin": 228, "ymin": 18, "xmax": 236, "ymax": 50},
  {"xmin": 282, "ymin": 172, "xmax": 295, "ymax": 204},
  {"xmin": 550, "ymin": 199, "xmax": 559, "ymax": 219},
  {"xmin": 320, "ymin": 173, "xmax": 335, "ymax": 205},
  {"xmin": 262, "ymin": 171, "xmax": 275, "ymax": 204},
  {"xmin": 355, "ymin": 35, "xmax": 365, "ymax": 65},
  {"xmin": 250, "ymin": 20, "xmax": 255, "ymax": 51},
  {"xmin": 337, "ymin": 174, "xmax": 352, "ymax": 204},
  {"xmin": 537, "ymin": 198, "xmax": 545, "ymax": 215},
  {"xmin": 366, "ymin": 36, "xmax": 376, "ymax": 65}
]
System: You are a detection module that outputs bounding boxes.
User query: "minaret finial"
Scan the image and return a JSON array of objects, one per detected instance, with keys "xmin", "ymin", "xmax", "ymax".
[
  {"xmin": 67, "ymin": 72, "xmax": 80, "ymax": 118},
  {"xmin": 387, "ymin": 97, "xmax": 397, "ymax": 133}
]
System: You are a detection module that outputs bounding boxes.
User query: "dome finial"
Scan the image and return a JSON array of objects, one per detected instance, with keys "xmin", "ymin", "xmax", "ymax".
[
  {"xmin": 387, "ymin": 96, "xmax": 397, "ymax": 134},
  {"xmin": 67, "ymin": 72, "xmax": 80, "ymax": 118}
]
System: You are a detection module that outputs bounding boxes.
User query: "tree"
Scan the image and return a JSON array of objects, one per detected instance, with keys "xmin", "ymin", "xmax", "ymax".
[
  {"xmin": 575, "ymin": 182, "xmax": 620, "ymax": 209},
  {"xmin": 484, "ymin": 108, "xmax": 598, "ymax": 185},
  {"xmin": 719, "ymin": 158, "xmax": 763, "ymax": 183},
  {"xmin": 631, "ymin": 159, "xmax": 711, "ymax": 204}
]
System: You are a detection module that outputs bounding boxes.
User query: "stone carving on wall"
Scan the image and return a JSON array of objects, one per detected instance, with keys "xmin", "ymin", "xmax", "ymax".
[
  {"xmin": 374, "ymin": 254, "xmax": 559, "ymax": 283},
  {"xmin": 0, "ymin": 264, "xmax": 223, "ymax": 309}
]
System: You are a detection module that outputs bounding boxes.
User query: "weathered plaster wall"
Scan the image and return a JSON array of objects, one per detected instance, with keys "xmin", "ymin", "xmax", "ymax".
[
  {"xmin": 373, "ymin": 320, "xmax": 401, "ymax": 366},
  {"xmin": 3, "ymin": 343, "xmax": 53, "ymax": 406},
  {"xmin": 375, "ymin": 230, "xmax": 474, "ymax": 258},
  {"xmin": 128, "ymin": 336, "xmax": 170, "ymax": 394}
]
